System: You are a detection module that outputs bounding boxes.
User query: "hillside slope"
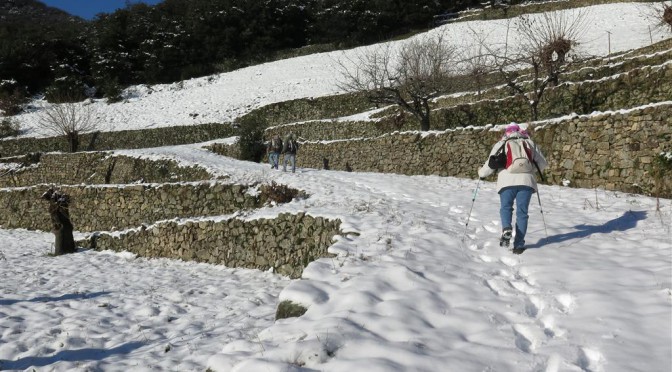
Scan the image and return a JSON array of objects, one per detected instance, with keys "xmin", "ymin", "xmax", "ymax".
[{"xmin": 5, "ymin": 2, "xmax": 669, "ymax": 138}]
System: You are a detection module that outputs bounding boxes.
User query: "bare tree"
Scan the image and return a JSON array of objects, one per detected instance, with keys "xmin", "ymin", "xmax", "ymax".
[
  {"xmin": 483, "ymin": 9, "xmax": 589, "ymax": 121},
  {"xmin": 37, "ymin": 98, "xmax": 101, "ymax": 152},
  {"xmin": 460, "ymin": 25, "xmax": 499, "ymax": 98},
  {"xmin": 644, "ymin": 1, "xmax": 672, "ymax": 33},
  {"xmin": 338, "ymin": 35, "xmax": 456, "ymax": 131},
  {"xmin": 663, "ymin": 3, "xmax": 672, "ymax": 32}
]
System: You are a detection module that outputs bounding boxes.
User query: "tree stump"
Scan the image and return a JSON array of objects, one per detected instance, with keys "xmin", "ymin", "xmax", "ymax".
[{"xmin": 41, "ymin": 188, "xmax": 76, "ymax": 255}]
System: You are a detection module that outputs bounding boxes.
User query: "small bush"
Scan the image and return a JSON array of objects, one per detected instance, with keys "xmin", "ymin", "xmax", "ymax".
[
  {"xmin": 0, "ymin": 88, "xmax": 28, "ymax": 116},
  {"xmin": 45, "ymin": 79, "xmax": 88, "ymax": 103},
  {"xmin": 0, "ymin": 118, "xmax": 21, "ymax": 138},
  {"xmin": 97, "ymin": 77, "xmax": 124, "ymax": 103},
  {"xmin": 260, "ymin": 181, "xmax": 301, "ymax": 204},
  {"xmin": 236, "ymin": 113, "xmax": 267, "ymax": 162},
  {"xmin": 651, "ymin": 147, "xmax": 672, "ymax": 196},
  {"xmin": 276, "ymin": 300, "xmax": 307, "ymax": 320}
]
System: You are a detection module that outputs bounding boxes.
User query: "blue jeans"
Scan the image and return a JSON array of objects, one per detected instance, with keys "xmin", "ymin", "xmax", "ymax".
[
  {"xmin": 283, "ymin": 154, "xmax": 296, "ymax": 173},
  {"xmin": 268, "ymin": 152, "xmax": 279, "ymax": 169},
  {"xmin": 499, "ymin": 186, "xmax": 534, "ymax": 248}
]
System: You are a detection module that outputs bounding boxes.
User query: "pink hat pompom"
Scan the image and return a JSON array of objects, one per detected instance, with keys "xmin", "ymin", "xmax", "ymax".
[{"xmin": 505, "ymin": 123, "xmax": 520, "ymax": 134}]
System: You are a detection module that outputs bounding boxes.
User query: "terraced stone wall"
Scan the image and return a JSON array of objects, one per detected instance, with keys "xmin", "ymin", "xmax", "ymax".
[
  {"xmin": 293, "ymin": 103, "xmax": 672, "ymax": 197},
  {"xmin": 0, "ymin": 123, "xmax": 234, "ymax": 158},
  {"xmin": 434, "ymin": 62, "xmax": 672, "ymax": 130},
  {"xmin": 0, "ymin": 182, "xmax": 262, "ymax": 232},
  {"xmin": 79, "ymin": 213, "xmax": 342, "ymax": 279},
  {"xmin": 0, "ymin": 152, "xmax": 214, "ymax": 188}
]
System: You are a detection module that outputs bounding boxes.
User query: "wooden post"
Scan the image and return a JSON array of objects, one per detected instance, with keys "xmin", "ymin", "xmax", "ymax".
[{"xmin": 41, "ymin": 189, "xmax": 76, "ymax": 255}]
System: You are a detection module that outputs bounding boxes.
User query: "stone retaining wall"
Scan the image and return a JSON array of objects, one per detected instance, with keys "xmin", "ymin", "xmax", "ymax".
[
  {"xmin": 78, "ymin": 213, "xmax": 342, "ymax": 279},
  {"xmin": 0, "ymin": 152, "xmax": 214, "ymax": 188},
  {"xmin": 0, "ymin": 182, "xmax": 267, "ymax": 232},
  {"xmin": 435, "ymin": 62, "xmax": 672, "ymax": 130},
  {"xmin": 0, "ymin": 123, "xmax": 234, "ymax": 158},
  {"xmin": 292, "ymin": 103, "xmax": 672, "ymax": 197}
]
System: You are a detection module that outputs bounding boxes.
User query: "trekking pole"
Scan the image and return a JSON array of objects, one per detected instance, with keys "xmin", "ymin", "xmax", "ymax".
[
  {"xmin": 533, "ymin": 161, "xmax": 548, "ymax": 238},
  {"xmin": 536, "ymin": 189, "xmax": 548, "ymax": 238},
  {"xmin": 462, "ymin": 179, "xmax": 481, "ymax": 240}
]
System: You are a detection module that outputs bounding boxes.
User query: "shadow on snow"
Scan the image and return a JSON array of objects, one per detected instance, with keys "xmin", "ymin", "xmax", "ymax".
[
  {"xmin": 0, "ymin": 341, "xmax": 145, "ymax": 370},
  {"xmin": 0, "ymin": 291, "xmax": 110, "ymax": 306},
  {"xmin": 525, "ymin": 210, "xmax": 647, "ymax": 249}
]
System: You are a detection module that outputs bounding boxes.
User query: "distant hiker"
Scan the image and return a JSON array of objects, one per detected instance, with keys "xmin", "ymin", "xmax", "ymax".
[
  {"xmin": 267, "ymin": 134, "xmax": 282, "ymax": 169},
  {"xmin": 282, "ymin": 133, "xmax": 299, "ymax": 173},
  {"xmin": 345, "ymin": 162, "xmax": 352, "ymax": 172},
  {"xmin": 478, "ymin": 123, "xmax": 547, "ymax": 250},
  {"xmin": 323, "ymin": 157, "xmax": 329, "ymax": 170}
]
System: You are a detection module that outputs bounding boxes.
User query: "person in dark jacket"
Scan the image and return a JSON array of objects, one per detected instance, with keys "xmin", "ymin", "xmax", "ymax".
[
  {"xmin": 282, "ymin": 133, "xmax": 299, "ymax": 173},
  {"xmin": 267, "ymin": 134, "xmax": 282, "ymax": 169}
]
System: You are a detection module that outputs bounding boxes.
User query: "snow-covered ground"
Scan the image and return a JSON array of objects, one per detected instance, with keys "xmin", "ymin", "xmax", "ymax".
[
  {"xmin": 1, "ymin": 2, "xmax": 671, "ymax": 372},
  {"xmin": 1, "ymin": 148, "xmax": 670, "ymax": 371}
]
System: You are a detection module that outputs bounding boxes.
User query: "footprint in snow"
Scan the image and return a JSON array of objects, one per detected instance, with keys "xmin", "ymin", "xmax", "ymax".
[
  {"xmin": 524, "ymin": 296, "xmax": 545, "ymax": 318},
  {"xmin": 577, "ymin": 346, "xmax": 606, "ymax": 372},
  {"xmin": 479, "ymin": 254, "xmax": 494, "ymax": 263},
  {"xmin": 500, "ymin": 256, "xmax": 518, "ymax": 267},
  {"xmin": 541, "ymin": 315, "xmax": 566, "ymax": 338},
  {"xmin": 509, "ymin": 279, "xmax": 536, "ymax": 295},
  {"xmin": 512, "ymin": 324, "xmax": 541, "ymax": 353},
  {"xmin": 484, "ymin": 279, "xmax": 506, "ymax": 296},
  {"xmin": 554, "ymin": 293, "xmax": 575, "ymax": 314},
  {"xmin": 540, "ymin": 353, "xmax": 563, "ymax": 372}
]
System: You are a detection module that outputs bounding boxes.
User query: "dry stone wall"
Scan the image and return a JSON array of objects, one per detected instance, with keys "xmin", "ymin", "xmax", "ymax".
[
  {"xmin": 0, "ymin": 182, "xmax": 263, "ymax": 232},
  {"xmin": 78, "ymin": 213, "xmax": 342, "ymax": 279},
  {"xmin": 293, "ymin": 103, "xmax": 672, "ymax": 197},
  {"xmin": 0, "ymin": 123, "xmax": 234, "ymax": 158},
  {"xmin": 263, "ymin": 116, "xmax": 413, "ymax": 145},
  {"xmin": 429, "ymin": 45, "xmax": 672, "ymax": 117},
  {"xmin": 239, "ymin": 92, "xmax": 374, "ymax": 128},
  {"xmin": 0, "ymin": 152, "xmax": 214, "ymax": 188},
  {"xmin": 434, "ymin": 61, "xmax": 672, "ymax": 130}
]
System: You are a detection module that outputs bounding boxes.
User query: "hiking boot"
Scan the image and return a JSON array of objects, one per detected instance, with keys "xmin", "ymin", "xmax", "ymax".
[{"xmin": 500, "ymin": 228, "xmax": 512, "ymax": 247}]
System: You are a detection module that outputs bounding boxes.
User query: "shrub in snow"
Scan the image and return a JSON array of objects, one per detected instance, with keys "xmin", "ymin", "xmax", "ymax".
[
  {"xmin": 260, "ymin": 181, "xmax": 304, "ymax": 205},
  {"xmin": 0, "ymin": 118, "xmax": 21, "ymax": 138},
  {"xmin": 276, "ymin": 300, "xmax": 307, "ymax": 320},
  {"xmin": 236, "ymin": 113, "xmax": 267, "ymax": 162}
]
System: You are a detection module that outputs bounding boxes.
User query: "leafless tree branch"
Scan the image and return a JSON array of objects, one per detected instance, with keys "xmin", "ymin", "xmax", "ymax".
[
  {"xmin": 338, "ymin": 35, "xmax": 456, "ymax": 130},
  {"xmin": 36, "ymin": 96, "xmax": 102, "ymax": 152},
  {"xmin": 475, "ymin": 9, "xmax": 589, "ymax": 121}
]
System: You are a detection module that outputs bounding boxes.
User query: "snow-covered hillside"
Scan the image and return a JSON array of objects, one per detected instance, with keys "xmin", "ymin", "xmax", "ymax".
[
  {"xmin": 6, "ymin": 2, "xmax": 670, "ymax": 138},
  {"xmin": 0, "ymin": 2, "xmax": 670, "ymax": 372}
]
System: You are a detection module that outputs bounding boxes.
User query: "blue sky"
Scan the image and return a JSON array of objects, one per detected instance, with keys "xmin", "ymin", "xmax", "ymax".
[{"xmin": 40, "ymin": 0, "xmax": 164, "ymax": 20}]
